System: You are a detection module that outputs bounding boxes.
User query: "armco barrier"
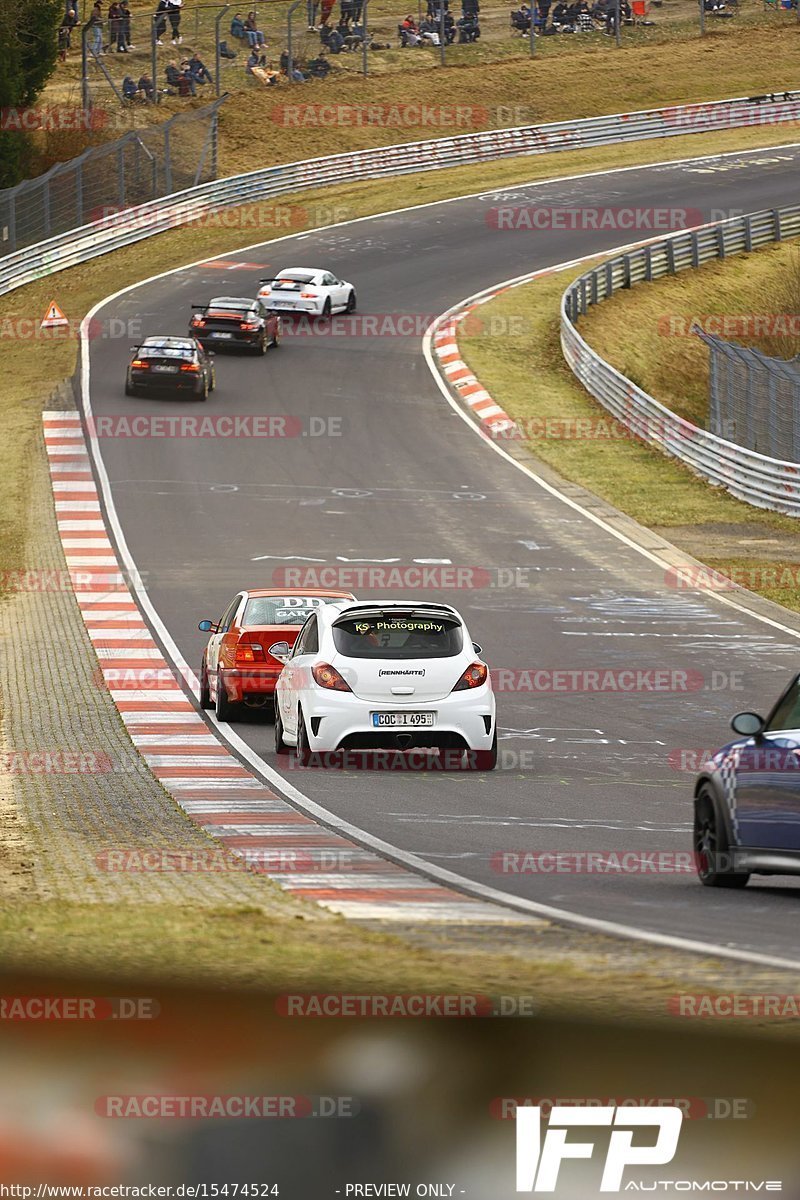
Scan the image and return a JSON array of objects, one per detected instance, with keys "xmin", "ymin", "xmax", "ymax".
[
  {"xmin": 1, "ymin": 91, "xmax": 800, "ymax": 298},
  {"xmin": 560, "ymin": 205, "xmax": 800, "ymax": 515}
]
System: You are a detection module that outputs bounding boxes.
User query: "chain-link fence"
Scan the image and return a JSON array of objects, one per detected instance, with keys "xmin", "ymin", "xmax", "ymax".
[
  {"xmin": 700, "ymin": 331, "xmax": 800, "ymax": 461},
  {"xmin": 0, "ymin": 96, "xmax": 224, "ymax": 255}
]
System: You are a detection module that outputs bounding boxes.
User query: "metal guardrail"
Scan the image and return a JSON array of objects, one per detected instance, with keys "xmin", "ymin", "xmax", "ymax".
[
  {"xmin": 2, "ymin": 90, "xmax": 800, "ymax": 299},
  {"xmin": 561, "ymin": 205, "xmax": 800, "ymax": 515}
]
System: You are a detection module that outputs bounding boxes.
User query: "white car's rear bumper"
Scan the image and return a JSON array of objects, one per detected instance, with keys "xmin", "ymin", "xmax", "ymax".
[
  {"xmin": 258, "ymin": 295, "xmax": 323, "ymax": 314},
  {"xmin": 294, "ymin": 685, "xmax": 495, "ymax": 752}
]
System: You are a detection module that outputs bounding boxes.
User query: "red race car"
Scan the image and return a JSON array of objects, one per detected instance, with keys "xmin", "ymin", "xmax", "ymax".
[{"xmin": 198, "ymin": 588, "xmax": 356, "ymax": 720}]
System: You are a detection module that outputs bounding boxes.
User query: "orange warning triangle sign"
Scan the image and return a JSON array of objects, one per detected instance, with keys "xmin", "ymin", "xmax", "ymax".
[{"xmin": 41, "ymin": 299, "xmax": 69, "ymax": 328}]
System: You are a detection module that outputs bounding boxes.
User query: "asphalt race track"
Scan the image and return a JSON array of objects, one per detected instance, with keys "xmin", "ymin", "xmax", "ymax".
[{"xmin": 85, "ymin": 143, "xmax": 800, "ymax": 961}]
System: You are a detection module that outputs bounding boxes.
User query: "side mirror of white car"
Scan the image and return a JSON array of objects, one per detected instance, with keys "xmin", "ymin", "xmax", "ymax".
[
  {"xmin": 269, "ymin": 641, "xmax": 291, "ymax": 663},
  {"xmin": 472, "ymin": 642, "xmax": 483, "ymax": 654}
]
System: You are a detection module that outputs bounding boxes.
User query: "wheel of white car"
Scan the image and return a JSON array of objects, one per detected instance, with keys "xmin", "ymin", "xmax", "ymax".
[
  {"xmin": 274, "ymin": 706, "xmax": 290, "ymax": 755},
  {"xmin": 295, "ymin": 708, "xmax": 313, "ymax": 766},
  {"xmin": 346, "ymin": 289, "xmax": 357, "ymax": 313}
]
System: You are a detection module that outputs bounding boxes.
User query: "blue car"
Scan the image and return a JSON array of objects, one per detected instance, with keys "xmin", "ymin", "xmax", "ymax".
[{"xmin": 694, "ymin": 674, "xmax": 800, "ymax": 888}]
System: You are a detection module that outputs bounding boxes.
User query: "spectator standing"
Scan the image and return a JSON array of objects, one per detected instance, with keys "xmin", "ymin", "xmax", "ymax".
[
  {"xmin": 153, "ymin": 0, "xmax": 168, "ymax": 44},
  {"xmin": 63, "ymin": 4, "xmax": 78, "ymax": 36},
  {"xmin": 167, "ymin": 0, "xmax": 183, "ymax": 44},
  {"xmin": 108, "ymin": 1, "xmax": 121, "ymax": 48},
  {"xmin": 58, "ymin": 23, "xmax": 70, "ymax": 59},
  {"xmin": 307, "ymin": 0, "xmax": 320, "ymax": 27},
  {"xmin": 319, "ymin": 0, "xmax": 336, "ymax": 27},
  {"xmin": 119, "ymin": 0, "xmax": 132, "ymax": 48},
  {"xmin": 86, "ymin": 1, "xmax": 103, "ymax": 55},
  {"xmin": 340, "ymin": 0, "xmax": 354, "ymax": 23}
]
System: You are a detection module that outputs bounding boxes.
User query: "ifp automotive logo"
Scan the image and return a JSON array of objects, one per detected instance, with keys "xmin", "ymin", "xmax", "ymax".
[{"xmin": 515, "ymin": 1105, "xmax": 683, "ymax": 1192}]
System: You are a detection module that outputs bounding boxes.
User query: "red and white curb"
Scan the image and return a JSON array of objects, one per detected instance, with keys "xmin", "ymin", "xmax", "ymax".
[
  {"xmin": 432, "ymin": 309, "xmax": 518, "ymax": 437},
  {"xmin": 44, "ymin": 411, "xmax": 532, "ymax": 925}
]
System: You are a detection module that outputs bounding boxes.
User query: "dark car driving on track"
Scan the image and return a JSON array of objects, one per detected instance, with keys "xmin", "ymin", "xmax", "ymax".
[
  {"xmin": 694, "ymin": 672, "xmax": 800, "ymax": 889},
  {"xmin": 189, "ymin": 297, "xmax": 280, "ymax": 354},
  {"xmin": 125, "ymin": 336, "xmax": 215, "ymax": 400}
]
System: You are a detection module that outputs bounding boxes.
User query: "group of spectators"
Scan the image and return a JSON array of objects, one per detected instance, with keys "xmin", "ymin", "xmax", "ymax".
[
  {"xmin": 399, "ymin": 0, "xmax": 479, "ymax": 45},
  {"xmin": 510, "ymin": 0, "xmax": 632, "ymax": 34},
  {"xmin": 122, "ymin": 49, "xmax": 212, "ymax": 100},
  {"xmin": 60, "ymin": 0, "xmax": 665, "ymax": 108},
  {"xmin": 228, "ymin": 1, "xmax": 391, "ymax": 79}
]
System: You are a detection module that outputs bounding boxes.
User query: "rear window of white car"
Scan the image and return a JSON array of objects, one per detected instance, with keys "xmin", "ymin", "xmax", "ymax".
[
  {"xmin": 243, "ymin": 596, "xmax": 333, "ymax": 626},
  {"xmin": 333, "ymin": 614, "xmax": 463, "ymax": 659}
]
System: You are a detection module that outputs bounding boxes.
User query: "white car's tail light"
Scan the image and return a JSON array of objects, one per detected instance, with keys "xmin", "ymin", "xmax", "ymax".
[
  {"xmin": 452, "ymin": 662, "xmax": 488, "ymax": 691},
  {"xmin": 312, "ymin": 662, "xmax": 351, "ymax": 692}
]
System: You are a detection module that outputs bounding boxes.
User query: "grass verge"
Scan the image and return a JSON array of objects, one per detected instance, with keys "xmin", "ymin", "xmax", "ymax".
[
  {"xmin": 578, "ymin": 239, "xmax": 800, "ymax": 428},
  {"xmin": 458, "ymin": 239, "xmax": 800, "ymax": 609},
  {"xmin": 1, "ymin": 899, "xmax": 797, "ymax": 1026}
]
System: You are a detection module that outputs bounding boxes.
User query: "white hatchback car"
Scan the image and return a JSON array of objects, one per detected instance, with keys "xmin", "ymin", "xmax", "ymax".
[
  {"xmin": 272, "ymin": 601, "xmax": 497, "ymax": 770},
  {"xmin": 257, "ymin": 268, "xmax": 356, "ymax": 318}
]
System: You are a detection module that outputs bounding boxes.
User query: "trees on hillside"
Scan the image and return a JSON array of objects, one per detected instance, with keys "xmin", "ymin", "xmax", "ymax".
[{"xmin": 0, "ymin": 0, "xmax": 62, "ymax": 188}]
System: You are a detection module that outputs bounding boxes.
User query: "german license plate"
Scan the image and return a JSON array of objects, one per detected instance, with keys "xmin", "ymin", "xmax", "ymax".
[
  {"xmin": 211, "ymin": 331, "xmax": 234, "ymax": 338},
  {"xmin": 371, "ymin": 712, "xmax": 435, "ymax": 727},
  {"xmin": 152, "ymin": 364, "xmax": 178, "ymax": 373}
]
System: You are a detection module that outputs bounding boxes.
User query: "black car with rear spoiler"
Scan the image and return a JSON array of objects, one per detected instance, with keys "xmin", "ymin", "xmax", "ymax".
[
  {"xmin": 189, "ymin": 296, "xmax": 280, "ymax": 354},
  {"xmin": 125, "ymin": 336, "xmax": 215, "ymax": 399}
]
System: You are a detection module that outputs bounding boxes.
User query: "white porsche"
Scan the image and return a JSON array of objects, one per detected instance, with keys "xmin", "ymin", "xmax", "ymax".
[
  {"xmin": 257, "ymin": 268, "xmax": 356, "ymax": 317},
  {"xmin": 272, "ymin": 600, "xmax": 497, "ymax": 770}
]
